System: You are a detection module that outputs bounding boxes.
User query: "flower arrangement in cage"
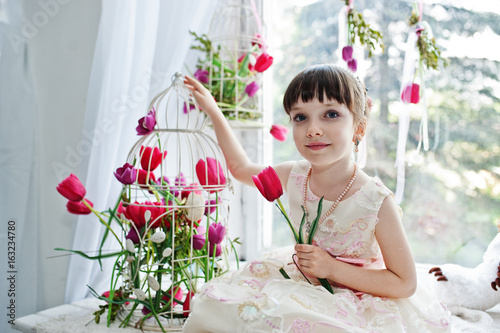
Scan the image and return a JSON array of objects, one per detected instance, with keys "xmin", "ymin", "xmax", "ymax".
[
  {"xmin": 55, "ymin": 74, "xmax": 239, "ymax": 331},
  {"xmin": 189, "ymin": 31, "xmax": 273, "ymax": 122}
]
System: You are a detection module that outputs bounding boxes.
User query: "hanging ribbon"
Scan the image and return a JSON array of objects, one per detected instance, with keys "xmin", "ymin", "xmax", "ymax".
[
  {"xmin": 250, "ymin": 0, "xmax": 267, "ymax": 52},
  {"xmin": 395, "ymin": 2, "xmax": 435, "ymax": 204}
]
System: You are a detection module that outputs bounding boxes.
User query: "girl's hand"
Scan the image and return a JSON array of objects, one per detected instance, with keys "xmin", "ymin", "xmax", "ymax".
[
  {"xmin": 294, "ymin": 244, "xmax": 335, "ymax": 280},
  {"xmin": 183, "ymin": 75, "xmax": 220, "ymax": 118}
]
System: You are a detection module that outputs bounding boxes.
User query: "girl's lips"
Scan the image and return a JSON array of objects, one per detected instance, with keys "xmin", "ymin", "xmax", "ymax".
[{"xmin": 306, "ymin": 143, "xmax": 330, "ymax": 151}]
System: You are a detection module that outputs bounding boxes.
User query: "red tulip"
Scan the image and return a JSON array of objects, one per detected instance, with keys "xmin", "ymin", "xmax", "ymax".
[
  {"xmin": 252, "ymin": 166, "xmax": 283, "ymax": 202},
  {"xmin": 140, "ymin": 146, "xmax": 167, "ymax": 171},
  {"xmin": 137, "ymin": 169, "xmax": 156, "ymax": 188},
  {"xmin": 162, "ymin": 286, "xmax": 183, "ymax": 308},
  {"xmin": 183, "ymin": 291, "xmax": 195, "ymax": 317},
  {"xmin": 66, "ymin": 199, "xmax": 93, "ymax": 215},
  {"xmin": 126, "ymin": 201, "xmax": 165, "ymax": 229},
  {"xmin": 254, "ymin": 53, "xmax": 273, "ymax": 72},
  {"xmin": 196, "ymin": 157, "xmax": 226, "ymax": 192},
  {"xmin": 270, "ymin": 124, "xmax": 288, "ymax": 141},
  {"xmin": 180, "ymin": 183, "xmax": 202, "ymax": 200},
  {"xmin": 401, "ymin": 83, "xmax": 420, "ymax": 104},
  {"xmin": 56, "ymin": 174, "xmax": 86, "ymax": 202}
]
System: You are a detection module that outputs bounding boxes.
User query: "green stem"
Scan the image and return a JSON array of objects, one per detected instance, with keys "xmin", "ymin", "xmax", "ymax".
[{"xmin": 83, "ymin": 199, "xmax": 123, "ymax": 249}]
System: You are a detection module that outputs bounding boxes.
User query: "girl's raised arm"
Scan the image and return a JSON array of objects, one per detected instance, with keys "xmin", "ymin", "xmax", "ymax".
[{"xmin": 184, "ymin": 75, "xmax": 293, "ymax": 187}]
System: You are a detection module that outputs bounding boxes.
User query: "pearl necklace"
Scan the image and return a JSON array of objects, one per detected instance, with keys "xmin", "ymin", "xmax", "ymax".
[{"xmin": 302, "ymin": 163, "xmax": 358, "ymax": 230}]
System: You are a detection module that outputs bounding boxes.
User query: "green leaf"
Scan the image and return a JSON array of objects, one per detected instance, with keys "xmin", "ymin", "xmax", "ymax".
[
  {"xmin": 318, "ymin": 278, "xmax": 334, "ymax": 294},
  {"xmin": 307, "ymin": 197, "xmax": 323, "ymax": 244},
  {"xmin": 279, "ymin": 267, "xmax": 291, "ymax": 279}
]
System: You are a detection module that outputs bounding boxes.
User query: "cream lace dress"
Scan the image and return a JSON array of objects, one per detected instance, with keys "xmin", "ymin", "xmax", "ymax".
[{"xmin": 183, "ymin": 160, "xmax": 451, "ymax": 332}]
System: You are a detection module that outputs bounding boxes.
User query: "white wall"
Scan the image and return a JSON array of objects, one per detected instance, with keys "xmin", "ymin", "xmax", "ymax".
[{"xmin": 26, "ymin": 0, "xmax": 101, "ymax": 313}]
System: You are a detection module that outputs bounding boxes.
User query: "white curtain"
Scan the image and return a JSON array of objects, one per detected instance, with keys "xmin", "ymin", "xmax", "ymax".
[
  {"xmin": 64, "ymin": 0, "xmax": 217, "ymax": 303},
  {"xmin": 0, "ymin": 2, "xmax": 217, "ymax": 331},
  {"xmin": 0, "ymin": 1, "xmax": 39, "ymax": 332}
]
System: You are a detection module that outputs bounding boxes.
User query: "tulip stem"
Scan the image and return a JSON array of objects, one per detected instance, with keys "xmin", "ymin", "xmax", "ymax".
[
  {"xmin": 276, "ymin": 198, "xmax": 299, "ymax": 243},
  {"xmin": 83, "ymin": 199, "xmax": 123, "ymax": 249}
]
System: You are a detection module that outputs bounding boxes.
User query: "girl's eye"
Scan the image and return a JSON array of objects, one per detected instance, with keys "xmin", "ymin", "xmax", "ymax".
[
  {"xmin": 293, "ymin": 114, "xmax": 307, "ymax": 122},
  {"xmin": 325, "ymin": 111, "xmax": 338, "ymax": 119}
]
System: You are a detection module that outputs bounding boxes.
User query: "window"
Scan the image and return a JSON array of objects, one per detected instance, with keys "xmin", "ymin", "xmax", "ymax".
[{"xmin": 263, "ymin": 0, "xmax": 500, "ymax": 267}]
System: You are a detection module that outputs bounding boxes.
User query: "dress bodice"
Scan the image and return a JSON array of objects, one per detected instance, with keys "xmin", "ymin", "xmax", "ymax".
[{"xmin": 286, "ymin": 160, "xmax": 397, "ymax": 267}]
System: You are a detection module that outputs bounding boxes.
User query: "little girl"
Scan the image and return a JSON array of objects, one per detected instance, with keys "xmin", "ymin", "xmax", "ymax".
[{"xmin": 183, "ymin": 64, "xmax": 451, "ymax": 332}]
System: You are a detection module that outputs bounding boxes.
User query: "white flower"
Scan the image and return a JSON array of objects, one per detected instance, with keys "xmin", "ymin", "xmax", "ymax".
[
  {"xmin": 125, "ymin": 239, "xmax": 136, "ymax": 253},
  {"xmin": 147, "ymin": 275, "xmax": 160, "ymax": 291},
  {"xmin": 162, "ymin": 247, "xmax": 172, "ymax": 258},
  {"xmin": 150, "ymin": 231, "xmax": 166, "ymax": 243},
  {"xmin": 126, "ymin": 255, "xmax": 135, "ymax": 263},
  {"xmin": 185, "ymin": 192, "xmax": 205, "ymax": 222},
  {"xmin": 134, "ymin": 289, "xmax": 147, "ymax": 301}
]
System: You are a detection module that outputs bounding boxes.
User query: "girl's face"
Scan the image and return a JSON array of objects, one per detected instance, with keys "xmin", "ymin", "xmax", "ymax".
[{"xmin": 289, "ymin": 96, "xmax": 357, "ymax": 167}]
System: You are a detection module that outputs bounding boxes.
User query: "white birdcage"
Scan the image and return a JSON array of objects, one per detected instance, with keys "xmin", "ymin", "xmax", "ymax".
[
  {"xmin": 204, "ymin": 0, "xmax": 268, "ymax": 128},
  {"xmin": 115, "ymin": 73, "xmax": 234, "ymax": 331}
]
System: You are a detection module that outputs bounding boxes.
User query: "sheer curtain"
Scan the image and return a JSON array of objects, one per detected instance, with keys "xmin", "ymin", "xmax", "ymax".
[
  {"xmin": 0, "ymin": 1, "xmax": 39, "ymax": 332},
  {"xmin": 64, "ymin": 0, "xmax": 216, "ymax": 303}
]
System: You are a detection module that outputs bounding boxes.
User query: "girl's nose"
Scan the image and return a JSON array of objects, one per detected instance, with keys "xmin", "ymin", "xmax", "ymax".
[{"xmin": 306, "ymin": 122, "xmax": 323, "ymax": 137}]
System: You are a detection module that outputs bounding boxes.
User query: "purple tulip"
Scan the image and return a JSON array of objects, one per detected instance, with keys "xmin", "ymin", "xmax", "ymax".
[
  {"xmin": 136, "ymin": 108, "xmax": 156, "ymax": 135},
  {"xmin": 126, "ymin": 227, "xmax": 141, "ymax": 244},
  {"xmin": 208, "ymin": 223, "xmax": 226, "ymax": 244},
  {"xmin": 204, "ymin": 199, "xmax": 218, "ymax": 216},
  {"xmin": 194, "ymin": 69, "xmax": 209, "ymax": 84},
  {"xmin": 183, "ymin": 103, "xmax": 196, "ymax": 114},
  {"xmin": 347, "ymin": 58, "xmax": 357, "ymax": 72},
  {"xmin": 342, "ymin": 46, "xmax": 353, "ymax": 61},
  {"xmin": 192, "ymin": 234, "xmax": 206, "ymax": 250},
  {"xmin": 209, "ymin": 242, "xmax": 222, "ymax": 257},
  {"xmin": 245, "ymin": 81, "xmax": 260, "ymax": 97},
  {"xmin": 114, "ymin": 163, "xmax": 137, "ymax": 185}
]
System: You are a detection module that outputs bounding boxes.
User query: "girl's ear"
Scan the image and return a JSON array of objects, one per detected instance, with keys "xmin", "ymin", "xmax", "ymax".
[{"xmin": 353, "ymin": 118, "xmax": 367, "ymax": 141}]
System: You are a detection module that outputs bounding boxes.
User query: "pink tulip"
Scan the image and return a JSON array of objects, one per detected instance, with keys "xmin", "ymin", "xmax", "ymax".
[
  {"xmin": 245, "ymin": 81, "xmax": 260, "ymax": 97},
  {"xmin": 56, "ymin": 174, "xmax": 86, "ymax": 202},
  {"xmin": 254, "ymin": 53, "xmax": 273, "ymax": 72},
  {"xmin": 196, "ymin": 157, "xmax": 226, "ymax": 192},
  {"xmin": 66, "ymin": 199, "xmax": 93, "ymax": 215},
  {"xmin": 114, "ymin": 163, "xmax": 137, "ymax": 185},
  {"xmin": 401, "ymin": 83, "xmax": 420, "ymax": 104},
  {"xmin": 136, "ymin": 108, "xmax": 156, "ymax": 135},
  {"xmin": 208, "ymin": 223, "xmax": 226, "ymax": 244},
  {"xmin": 342, "ymin": 46, "xmax": 353, "ymax": 61},
  {"xmin": 180, "ymin": 183, "xmax": 202, "ymax": 200},
  {"xmin": 252, "ymin": 166, "xmax": 283, "ymax": 202},
  {"xmin": 270, "ymin": 124, "xmax": 288, "ymax": 141},
  {"xmin": 140, "ymin": 146, "xmax": 167, "ymax": 171}
]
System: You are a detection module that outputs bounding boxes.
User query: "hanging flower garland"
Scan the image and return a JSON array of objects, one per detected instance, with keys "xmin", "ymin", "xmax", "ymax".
[
  {"xmin": 339, "ymin": 0, "xmax": 384, "ymax": 72},
  {"xmin": 395, "ymin": 2, "xmax": 449, "ymax": 203}
]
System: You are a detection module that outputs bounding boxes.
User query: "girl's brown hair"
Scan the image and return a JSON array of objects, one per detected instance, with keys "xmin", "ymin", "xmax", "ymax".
[{"xmin": 283, "ymin": 64, "xmax": 367, "ymax": 124}]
